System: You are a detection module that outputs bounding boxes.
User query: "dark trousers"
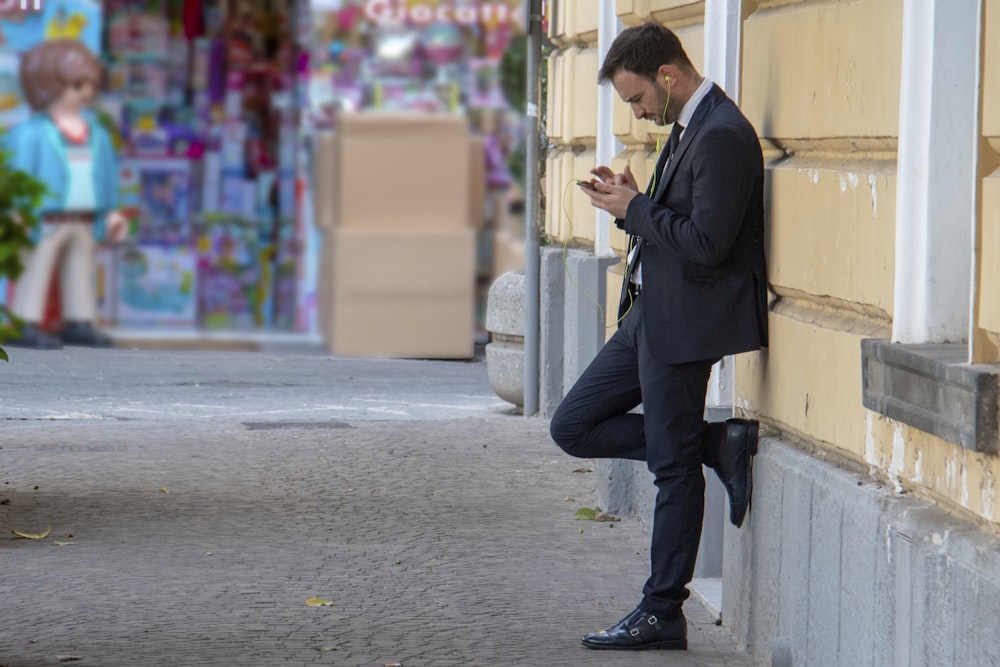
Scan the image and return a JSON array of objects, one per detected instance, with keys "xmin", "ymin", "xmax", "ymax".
[{"xmin": 549, "ymin": 295, "xmax": 716, "ymax": 616}]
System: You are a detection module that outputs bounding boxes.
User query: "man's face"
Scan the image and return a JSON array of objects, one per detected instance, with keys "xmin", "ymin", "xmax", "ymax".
[{"xmin": 611, "ymin": 70, "xmax": 672, "ymax": 126}]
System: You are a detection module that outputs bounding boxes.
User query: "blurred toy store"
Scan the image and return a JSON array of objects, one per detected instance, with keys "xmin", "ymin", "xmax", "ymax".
[{"xmin": 0, "ymin": 0, "xmax": 530, "ymax": 357}]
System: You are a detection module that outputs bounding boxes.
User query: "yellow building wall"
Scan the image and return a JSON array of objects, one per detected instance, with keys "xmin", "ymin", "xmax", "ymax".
[
  {"xmin": 735, "ymin": 0, "xmax": 901, "ymax": 458},
  {"xmin": 741, "ymin": 1, "xmax": 902, "ymax": 147},
  {"xmin": 976, "ymin": 1, "xmax": 1000, "ymax": 361},
  {"xmin": 545, "ymin": 6, "xmax": 600, "ymax": 248},
  {"xmin": 547, "ymin": 0, "xmax": 1000, "ymax": 522},
  {"xmin": 736, "ymin": 0, "xmax": 1000, "ymax": 524}
]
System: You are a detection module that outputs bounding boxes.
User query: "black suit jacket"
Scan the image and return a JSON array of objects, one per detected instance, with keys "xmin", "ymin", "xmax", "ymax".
[{"xmin": 616, "ymin": 84, "xmax": 768, "ymax": 365}]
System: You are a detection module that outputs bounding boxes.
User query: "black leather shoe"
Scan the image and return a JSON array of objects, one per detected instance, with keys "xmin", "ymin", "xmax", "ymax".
[
  {"xmin": 713, "ymin": 418, "xmax": 759, "ymax": 528},
  {"xmin": 581, "ymin": 607, "xmax": 687, "ymax": 650},
  {"xmin": 59, "ymin": 321, "xmax": 113, "ymax": 348},
  {"xmin": 6, "ymin": 323, "xmax": 63, "ymax": 349}
]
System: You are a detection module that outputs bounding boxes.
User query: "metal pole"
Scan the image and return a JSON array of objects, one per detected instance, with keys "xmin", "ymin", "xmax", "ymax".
[{"xmin": 522, "ymin": 0, "xmax": 543, "ymax": 416}]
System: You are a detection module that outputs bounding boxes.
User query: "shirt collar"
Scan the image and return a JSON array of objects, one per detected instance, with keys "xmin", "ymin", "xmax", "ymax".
[{"xmin": 677, "ymin": 77, "xmax": 713, "ymax": 129}]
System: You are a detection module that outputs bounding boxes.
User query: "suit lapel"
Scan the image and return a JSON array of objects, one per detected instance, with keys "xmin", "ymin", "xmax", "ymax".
[
  {"xmin": 651, "ymin": 85, "xmax": 726, "ymax": 201},
  {"xmin": 629, "ymin": 131, "xmax": 676, "ymax": 272}
]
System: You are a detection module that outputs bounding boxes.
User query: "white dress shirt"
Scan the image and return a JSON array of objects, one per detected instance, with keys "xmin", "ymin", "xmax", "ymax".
[{"xmin": 630, "ymin": 76, "xmax": 715, "ymax": 288}]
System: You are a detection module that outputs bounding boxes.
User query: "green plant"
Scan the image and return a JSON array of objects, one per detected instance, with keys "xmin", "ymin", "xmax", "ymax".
[
  {"xmin": 500, "ymin": 33, "xmax": 552, "ymax": 188},
  {"xmin": 499, "ymin": 33, "xmax": 527, "ymax": 118},
  {"xmin": 0, "ymin": 144, "xmax": 46, "ymax": 361},
  {"xmin": 500, "ymin": 32, "xmax": 553, "ymax": 247}
]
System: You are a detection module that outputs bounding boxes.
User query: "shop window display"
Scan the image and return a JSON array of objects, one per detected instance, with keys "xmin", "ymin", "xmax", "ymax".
[
  {"xmin": 0, "ymin": 0, "xmax": 308, "ymax": 335},
  {"xmin": 308, "ymin": 0, "xmax": 523, "ymax": 120},
  {"xmin": 105, "ymin": 0, "xmax": 303, "ymax": 331},
  {"xmin": 0, "ymin": 0, "xmax": 530, "ymax": 346}
]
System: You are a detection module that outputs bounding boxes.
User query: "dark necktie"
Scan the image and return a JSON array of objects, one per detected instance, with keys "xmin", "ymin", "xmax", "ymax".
[{"xmin": 667, "ymin": 121, "xmax": 684, "ymax": 161}]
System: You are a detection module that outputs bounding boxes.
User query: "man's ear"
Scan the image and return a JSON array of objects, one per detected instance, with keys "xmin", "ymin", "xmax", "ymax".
[{"xmin": 657, "ymin": 65, "xmax": 674, "ymax": 87}]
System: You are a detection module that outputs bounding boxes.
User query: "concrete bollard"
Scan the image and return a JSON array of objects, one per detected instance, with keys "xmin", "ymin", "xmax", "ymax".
[{"xmin": 485, "ymin": 271, "xmax": 525, "ymax": 409}]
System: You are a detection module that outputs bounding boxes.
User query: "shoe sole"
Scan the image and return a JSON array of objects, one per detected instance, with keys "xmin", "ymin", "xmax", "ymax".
[{"xmin": 581, "ymin": 639, "xmax": 688, "ymax": 650}]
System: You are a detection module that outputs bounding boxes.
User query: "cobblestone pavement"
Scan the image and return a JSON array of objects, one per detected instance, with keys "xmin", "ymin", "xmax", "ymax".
[{"xmin": 0, "ymin": 348, "xmax": 751, "ymax": 666}]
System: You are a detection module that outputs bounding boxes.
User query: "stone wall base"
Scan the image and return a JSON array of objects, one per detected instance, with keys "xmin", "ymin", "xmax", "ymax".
[{"xmin": 723, "ymin": 436, "xmax": 1000, "ymax": 667}]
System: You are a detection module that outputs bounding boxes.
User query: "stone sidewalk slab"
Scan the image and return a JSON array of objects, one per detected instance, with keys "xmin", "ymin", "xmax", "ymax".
[{"xmin": 1, "ymin": 418, "xmax": 750, "ymax": 666}]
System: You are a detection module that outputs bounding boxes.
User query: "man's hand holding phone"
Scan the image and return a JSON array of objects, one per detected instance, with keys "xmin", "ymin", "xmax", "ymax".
[{"xmin": 576, "ymin": 165, "xmax": 640, "ymax": 220}]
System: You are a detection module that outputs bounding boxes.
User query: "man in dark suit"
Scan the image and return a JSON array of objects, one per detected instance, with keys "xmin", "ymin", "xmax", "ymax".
[{"xmin": 549, "ymin": 22, "xmax": 768, "ymax": 651}]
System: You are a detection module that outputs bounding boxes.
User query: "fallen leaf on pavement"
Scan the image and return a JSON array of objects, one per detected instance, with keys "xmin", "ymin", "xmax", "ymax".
[
  {"xmin": 12, "ymin": 526, "xmax": 51, "ymax": 540},
  {"xmin": 56, "ymin": 656, "xmax": 82, "ymax": 662},
  {"xmin": 305, "ymin": 597, "xmax": 333, "ymax": 607},
  {"xmin": 158, "ymin": 488, "xmax": 169, "ymax": 494},
  {"xmin": 574, "ymin": 507, "xmax": 620, "ymax": 522},
  {"xmin": 53, "ymin": 541, "xmax": 75, "ymax": 547},
  {"xmin": 572, "ymin": 468, "xmax": 593, "ymax": 474}
]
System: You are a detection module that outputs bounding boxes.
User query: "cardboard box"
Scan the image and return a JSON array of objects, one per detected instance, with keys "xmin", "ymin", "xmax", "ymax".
[
  {"xmin": 332, "ymin": 113, "xmax": 471, "ymax": 229},
  {"xmin": 312, "ymin": 132, "xmax": 337, "ymax": 231},
  {"xmin": 328, "ymin": 294, "xmax": 474, "ymax": 359},
  {"xmin": 319, "ymin": 227, "xmax": 475, "ymax": 358},
  {"xmin": 330, "ymin": 228, "xmax": 475, "ymax": 296}
]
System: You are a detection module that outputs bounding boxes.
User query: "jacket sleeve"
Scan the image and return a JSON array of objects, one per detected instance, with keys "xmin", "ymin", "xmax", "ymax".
[
  {"xmin": 620, "ymin": 122, "xmax": 761, "ymax": 267},
  {"xmin": 4, "ymin": 122, "xmax": 46, "ymax": 243},
  {"xmin": 5, "ymin": 123, "xmax": 37, "ymax": 175}
]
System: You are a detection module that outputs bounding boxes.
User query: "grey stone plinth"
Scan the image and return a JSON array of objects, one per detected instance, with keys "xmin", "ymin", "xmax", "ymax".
[
  {"xmin": 539, "ymin": 247, "xmax": 566, "ymax": 417},
  {"xmin": 724, "ymin": 435, "xmax": 1000, "ymax": 667}
]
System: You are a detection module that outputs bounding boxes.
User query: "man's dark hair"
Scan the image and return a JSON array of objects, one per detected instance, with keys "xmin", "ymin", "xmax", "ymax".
[{"xmin": 598, "ymin": 22, "xmax": 694, "ymax": 84}]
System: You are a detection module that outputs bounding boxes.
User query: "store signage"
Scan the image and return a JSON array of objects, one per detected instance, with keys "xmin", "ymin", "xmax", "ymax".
[
  {"xmin": 0, "ymin": 0, "xmax": 43, "ymax": 11},
  {"xmin": 363, "ymin": 0, "xmax": 523, "ymax": 27}
]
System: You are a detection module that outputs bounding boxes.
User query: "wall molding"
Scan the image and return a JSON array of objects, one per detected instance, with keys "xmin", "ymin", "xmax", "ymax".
[{"xmin": 861, "ymin": 339, "xmax": 1000, "ymax": 454}]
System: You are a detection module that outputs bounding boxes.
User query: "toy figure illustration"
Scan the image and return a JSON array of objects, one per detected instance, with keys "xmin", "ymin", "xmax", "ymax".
[
  {"xmin": 5, "ymin": 39, "xmax": 128, "ymax": 349},
  {"xmin": 45, "ymin": 8, "xmax": 90, "ymax": 40},
  {"xmin": 135, "ymin": 162, "xmax": 191, "ymax": 243},
  {"xmin": 118, "ymin": 247, "xmax": 194, "ymax": 317},
  {"xmin": 0, "ymin": 71, "xmax": 21, "ymax": 112}
]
